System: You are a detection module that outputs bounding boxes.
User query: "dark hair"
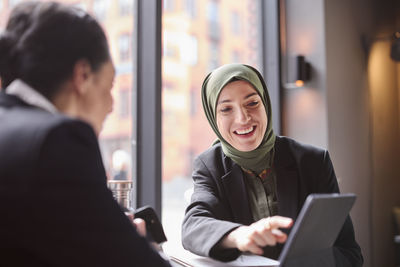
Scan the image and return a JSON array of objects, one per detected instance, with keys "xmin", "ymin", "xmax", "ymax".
[{"xmin": 0, "ymin": 2, "xmax": 110, "ymax": 99}]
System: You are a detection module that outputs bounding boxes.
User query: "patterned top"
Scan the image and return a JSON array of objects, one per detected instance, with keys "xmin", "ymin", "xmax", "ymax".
[{"xmin": 242, "ymin": 167, "xmax": 278, "ymax": 222}]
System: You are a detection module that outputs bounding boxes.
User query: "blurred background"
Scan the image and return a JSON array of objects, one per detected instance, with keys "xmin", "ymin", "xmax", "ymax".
[{"xmin": 1, "ymin": 0, "xmax": 399, "ymax": 266}]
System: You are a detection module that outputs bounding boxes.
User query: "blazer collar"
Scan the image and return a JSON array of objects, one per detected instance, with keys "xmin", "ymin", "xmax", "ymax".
[
  {"xmin": 274, "ymin": 137, "xmax": 299, "ymax": 221},
  {"xmin": 221, "ymin": 154, "xmax": 253, "ymax": 226}
]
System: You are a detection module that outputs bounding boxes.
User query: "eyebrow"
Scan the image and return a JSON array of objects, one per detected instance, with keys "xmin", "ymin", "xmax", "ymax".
[{"xmin": 217, "ymin": 92, "xmax": 258, "ymax": 105}]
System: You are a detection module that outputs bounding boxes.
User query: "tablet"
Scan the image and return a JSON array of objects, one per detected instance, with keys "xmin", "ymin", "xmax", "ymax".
[{"xmin": 278, "ymin": 193, "xmax": 356, "ymax": 265}]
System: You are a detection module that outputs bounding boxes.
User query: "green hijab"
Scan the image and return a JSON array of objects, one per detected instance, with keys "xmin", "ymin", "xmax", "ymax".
[{"xmin": 201, "ymin": 63, "xmax": 276, "ymax": 173}]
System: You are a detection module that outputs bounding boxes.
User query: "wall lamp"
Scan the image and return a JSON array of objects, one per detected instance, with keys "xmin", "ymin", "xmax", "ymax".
[
  {"xmin": 362, "ymin": 31, "xmax": 400, "ymax": 62},
  {"xmin": 284, "ymin": 55, "xmax": 312, "ymax": 89},
  {"xmin": 390, "ymin": 31, "xmax": 400, "ymax": 61},
  {"xmin": 294, "ymin": 55, "xmax": 311, "ymax": 87}
]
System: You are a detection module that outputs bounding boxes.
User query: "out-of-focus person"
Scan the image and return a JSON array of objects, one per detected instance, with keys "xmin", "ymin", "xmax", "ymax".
[{"xmin": 0, "ymin": 2, "xmax": 170, "ymax": 266}]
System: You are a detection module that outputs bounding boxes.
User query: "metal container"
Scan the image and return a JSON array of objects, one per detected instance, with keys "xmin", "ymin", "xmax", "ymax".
[{"xmin": 107, "ymin": 180, "xmax": 133, "ymax": 211}]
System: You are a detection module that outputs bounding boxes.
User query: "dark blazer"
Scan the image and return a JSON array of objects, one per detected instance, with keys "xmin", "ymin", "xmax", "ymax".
[
  {"xmin": 0, "ymin": 93, "xmax": 170, "ymax": 267},
  {"xmin": 182, "ymin": 136, "xmax": 363, "ymax": 266}
]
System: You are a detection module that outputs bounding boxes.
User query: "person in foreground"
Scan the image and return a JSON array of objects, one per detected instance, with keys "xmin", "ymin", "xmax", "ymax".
[
  {"xmin": 0, "ymin": 2, "xmax": 170, "ymax": 266},
  {"xmin": 181, "ymin": 63, "xmax": 363, "ymax": 266}
]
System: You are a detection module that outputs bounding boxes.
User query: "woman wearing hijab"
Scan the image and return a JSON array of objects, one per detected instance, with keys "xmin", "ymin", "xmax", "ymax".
[{"xmin": 181, "ymin": 64, "xmax": 363, "ymax": 266}]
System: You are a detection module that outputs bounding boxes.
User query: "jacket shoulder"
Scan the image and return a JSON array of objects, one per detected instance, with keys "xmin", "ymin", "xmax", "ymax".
[
  {"xmin": 276, "ymin": 136, "xmax": 326, "ymax": 158},
  {"xmin": 194, "ymin": 142, "xmax": 235, "ymax": 176}
]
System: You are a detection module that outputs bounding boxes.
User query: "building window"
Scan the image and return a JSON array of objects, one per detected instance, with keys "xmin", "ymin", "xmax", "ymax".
[
  {"xmin": 119, "ymin": 90, "xmax": 130, "ymax": 118},
  {"xmin": 93, "ymin": 0, "xmax": 107, "ymax": 21},
  {"xmin": 231, "ymin": 11, "xmax": 241, "ymax": 35},
  {"xmin": 8, "ymin": 0, "xmax": 22, "ymax": 8},
  {"xmin": 119, "ymin": 0, "xmax": 133, "ymax": 16},
  {"xmin": 118, "ymin": 34, "xmax": 131, "ymax": 62},
  {"xmin": 184, "ymin": 0, "xmax": 196, "ymax": 18},
  {"xmin": 163, "ymin": 0, "xmax": 175, "ymax": 12},
  {"xmin": 208, "ymin": 41, "xmax": 219, "ymax": 72},
  {"xmin": 207, "ymin": 1, "xmax": 219, "ymax": 22},
  {"xmin": 163, "ymin": 42, "xmax": 179, "ymax": 58},
  {"xmin": 190, "ymin": 89, "xmax": 197, "ymax": 117},
  {"xmin": 73, "ymin": 3, "xmax": 88, "ymax": 12},
  {"xmin": 180, "ymin": 35, "xmax": 198, "ymax": 66},
  {"xmin": 207, "ymin": 1, "xmax": 219, "ymax": 40}
]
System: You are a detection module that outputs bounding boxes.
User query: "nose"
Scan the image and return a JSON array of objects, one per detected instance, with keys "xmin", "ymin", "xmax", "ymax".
[{"xmin": 236, "ymin": 107, "xmax": 250, "ymax": 124}]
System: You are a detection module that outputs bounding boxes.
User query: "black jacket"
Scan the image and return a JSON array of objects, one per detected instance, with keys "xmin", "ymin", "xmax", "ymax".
[
  {"xmin": 182, "ymin": 136, "xmax": 363, "ymax": 266},
  {"xmin": 0, "ymin": 92, "xmax": 170, "ymax": 267}
]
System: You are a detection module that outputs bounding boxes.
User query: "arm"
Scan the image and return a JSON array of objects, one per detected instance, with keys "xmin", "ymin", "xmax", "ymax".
[
  {"xmin": 218, "ymin": 216, "xmax": 293, "ymax": 255},
  {"xmin": 181, "ymin": 155, "xmax": 292, "ymax": 261},
  {"xmin": 32, "ymin": 120, "xmax": 170, "ymax": 267},
  {"xmin": 319, "ymin": 151, "xmax": 363, "ymax": 267},
  {"xmin": 181, "ymin": 156, "xmax": 243, "ymax": 261}
]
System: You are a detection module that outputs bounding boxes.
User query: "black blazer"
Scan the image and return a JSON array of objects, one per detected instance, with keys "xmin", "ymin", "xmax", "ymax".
[
  {"xmin": 0, "ymin": 93, "xmax": 170, "ymax": 267},
  {"xmin": 182, "ymin": 136, "xmax": 363, "ymax": 266}
]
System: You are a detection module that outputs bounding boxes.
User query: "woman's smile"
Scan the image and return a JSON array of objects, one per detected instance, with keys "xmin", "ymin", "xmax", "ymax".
[{"xmin": 234, "ymin": 125, "xmax": 256, "ymax": 136}]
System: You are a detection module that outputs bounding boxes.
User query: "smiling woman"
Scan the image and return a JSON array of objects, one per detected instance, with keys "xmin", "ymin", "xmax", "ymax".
[{"xmin": 181, "ymin": 63, "xmax": 363, "ymax": 266}]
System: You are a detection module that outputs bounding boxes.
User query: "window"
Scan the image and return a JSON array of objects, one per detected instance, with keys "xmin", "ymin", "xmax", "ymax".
[
  {"xmin": 180, "ymin": 35, "xmax": 198, "ymax": 65},
  {"xmin": 207, "ymin": 1, "xmax": 219, "ymax": 22},
  {"xmin": 207, "ymin": 1, "xmax": 220, "ymax": 40},
  {"xmin": 163, "ymin": 0, "xmax": 175, "ymax": 12},
  {"xmin": 163, "ymin": 41, "xmax": 179, "ymax": 58},
  {"xmin": 208, "ymin": 41, "xmax": 219, "ymax": 72},
  {"xmin": 189, "ymin": 89, "xmax": 197, "ymax": 117},
  {"xmin": 118, "ymin": 34, "xmax": 131, "ymax": 62},
  {"xmin": 162, "ymin": 0, "xmax": 263, "ymax": 248},
  {"xmin": 93, "ymin": 0, "xmax": 108, "ymax": 21},
  {"xmin": 231, "ymin": 11, "xmax": 241, "ymax": 35},
  {"xmin": 72, "ymin": 2, "xmax": 88, "ymax": 12},
  {"xmin": 184, "ymin": 0, "xmax": 196, "ymax": 18},
  {"xmin": 8, "ymin": 0, "xmax": 22, "ymax": 8},
  {"xmin": 119, "ymin": 0, "xmax": 133, "ymax": 16},
  {"xmin": 118, "ymin": 90, "xmax": 130, "ymax": 118}
]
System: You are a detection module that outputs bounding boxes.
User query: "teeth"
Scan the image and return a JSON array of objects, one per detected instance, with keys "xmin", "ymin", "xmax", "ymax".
[{"xmin": 236, "ymin": 126, "xmax": 254, "ymax": 135}]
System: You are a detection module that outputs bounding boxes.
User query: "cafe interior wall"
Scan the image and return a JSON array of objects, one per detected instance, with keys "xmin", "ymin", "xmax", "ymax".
[
  {"xmin": 282, "ymin": 0, "xmax": 400, "ymax": 266},
  {"xmin": 366, "ymin": 0, "xmax": 400, "ymax": 266}
]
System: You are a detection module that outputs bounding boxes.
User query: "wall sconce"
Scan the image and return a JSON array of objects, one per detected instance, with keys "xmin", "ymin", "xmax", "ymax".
[
  {"xmin": 390, "ymin": 31, "xmax": 400, "ymax": 62},
  {"xmin": 362, "ymin": 31, "xmax": 400, "ymax": 62},
  {"xmin": 295, "ymin": 55, "xmax": 311, "ymax": 87},
  {"xmin": 284, "ymin": 55, "xmax": 312, "ymax": 89}
]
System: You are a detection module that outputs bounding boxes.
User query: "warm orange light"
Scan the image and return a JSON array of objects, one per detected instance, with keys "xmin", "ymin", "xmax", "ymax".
[{"xmin": 295, "ymin": 80, "xmax": 304, "ymax": 87}]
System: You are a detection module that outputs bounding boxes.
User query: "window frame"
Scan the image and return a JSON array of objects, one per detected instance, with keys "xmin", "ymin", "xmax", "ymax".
[{"xmin": 134, "ymin": 0, "xmax": 281, "ymax": 218}]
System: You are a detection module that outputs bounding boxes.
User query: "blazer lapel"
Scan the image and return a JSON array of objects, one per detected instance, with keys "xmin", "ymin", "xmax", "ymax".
[
  {"xmin": 274, "ymin": 137, "xmax": 300, "ymax": 221},
  {"xmin": 221, "ymin": 163, "xmax": 253, "ymax": 226}
]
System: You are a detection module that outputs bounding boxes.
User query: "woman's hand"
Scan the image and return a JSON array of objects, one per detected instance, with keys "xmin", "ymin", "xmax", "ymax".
[
  {"xmin": 126, "ymin": 212, "xmax": 147, "ymax": 237},
  {"xmin": 133, "ymin": 218, "xmax": 147, "ymax": 237},
  {"xmin": 219, "ymin": 216, "xmax": 293, "ymax": 255}
]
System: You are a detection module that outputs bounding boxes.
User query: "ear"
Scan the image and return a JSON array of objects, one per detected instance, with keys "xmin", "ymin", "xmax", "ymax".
[{"xmin": 71, "ymin": 59, "xmax": 92, "ymax": 95}]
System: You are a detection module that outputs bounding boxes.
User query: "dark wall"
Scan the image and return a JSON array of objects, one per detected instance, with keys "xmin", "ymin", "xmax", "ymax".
[{"xmin": 282, "ymin": 0, "xmax": 400, "ymax": 266}]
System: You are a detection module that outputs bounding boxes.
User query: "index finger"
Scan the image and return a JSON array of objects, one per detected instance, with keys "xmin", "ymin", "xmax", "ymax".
[{"xmin": 267, "ymin": 216, "xmax": 293, "ymax": 229}]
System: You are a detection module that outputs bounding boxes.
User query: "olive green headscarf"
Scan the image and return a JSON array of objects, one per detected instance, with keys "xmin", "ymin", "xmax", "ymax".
[{"xmin": 201, "ymin": 63, "xmax": 275, "ymax": 173}]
